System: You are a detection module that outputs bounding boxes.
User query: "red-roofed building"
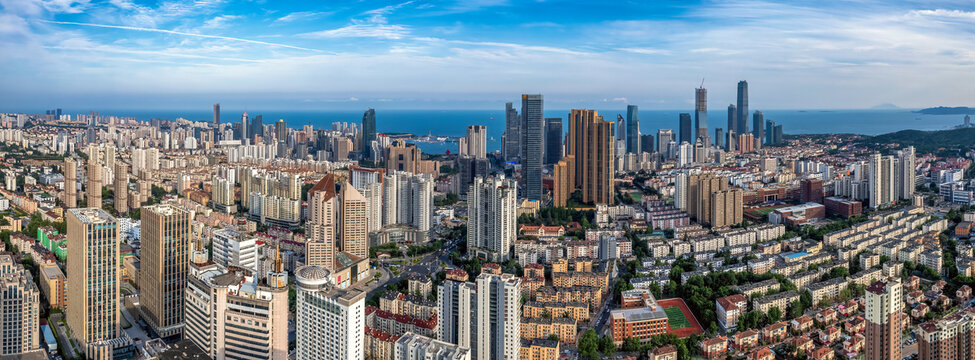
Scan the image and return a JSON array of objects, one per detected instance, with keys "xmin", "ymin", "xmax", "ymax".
[
  {"xmin": 843, "ymin": 333, "xmax": 864, "ymax": 354},
  {"xmin": 524, "ymin": 263, "xmax": 545, "ymax": 278},
  {"xmin": 844, "ymin": 316, "xmax": 865, "ymax": 334},
  {"xmin": 733, "ymin": 329, "xmax": 759, "ymax": 351},
  {"xmin": 816, "ymin": 309, "xmax": 837, "ymax": 325},
  {"xmin": 481, "ymin": 263, "xmax": 502, "ymax": 275},
  {"xmin": 810, "ymin": 346, "xmax": 834, "ymax": 360},
  {"xmin": 787, "ymin": 336, "xmax": 814, "ymax": 356},
  {"xmin": 747, "ymin": 347, "xmax": 774, "ymax": 360},
  {"xmin": 791, "ymin": 315, "xmax": 814, "ymax": 333},
  {"xmin": 519, "ymin": 225, "xmax": 566, "ymax": 239},
  {"xmin": 446, "ymin": 269, "xmax": 469, "ymax": 282},
  {"xmin": 761, "ymin": 321, "xmax": 788, "ymax": 343},
  {"xmin": 364, "ymin": 305, "xmax": 438, "ymax": 339},
  {"xmin": 364, "ymin": 325, "xmax": 399, "ymax": 360},
  {"xmin": 716, "ymin": 294, "xmax": 748, "ymax": 332},
  {"xmin": 699, "ymin": 336, "xmax": 727, "ymax": 360}
]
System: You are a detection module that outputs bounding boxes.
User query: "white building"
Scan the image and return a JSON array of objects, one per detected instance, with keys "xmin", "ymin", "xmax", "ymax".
[
  {"xmin": 295, "ymin": 265, "xmax": 366, "ymax": 360},
  {"xmin": 211, "ymin": 228, "xmax": 258, "ymax": 271},
  {"xmin": 474, "ymin": 274, "xmax": 521, "ymax": 360},
  {"xmin": 383, "ymin": 171, "xmax": 434, "ymax": 232},
  {"xmin": 394, "ymin": 332, "xmax": 471, "ymax": 360},
  {"xmin": 467, "ymin": 176, "xmax": 517, "ymax": 262}
]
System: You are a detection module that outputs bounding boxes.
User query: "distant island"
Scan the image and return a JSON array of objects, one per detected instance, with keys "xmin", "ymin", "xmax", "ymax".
[
  {"xmin": 857, "ymin": 127, "xmax": 975, "ymax": 156},
  {"xmin": 915, "ymin": 106, "xmax": 975, "ymax": 115}
]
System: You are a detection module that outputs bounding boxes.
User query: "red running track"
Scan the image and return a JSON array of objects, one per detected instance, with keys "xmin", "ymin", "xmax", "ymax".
[{"xmin": 657, "ymin": 298, "xmax": 705, "ymax": 338}]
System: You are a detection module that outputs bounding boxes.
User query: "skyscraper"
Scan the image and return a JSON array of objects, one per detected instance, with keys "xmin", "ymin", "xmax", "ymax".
[
  {"xmin": 66, "ymin": 208, "xmax": 134, "ymax": 359},
  {"xmin": 640, "ymin": 134, "xmax": 654, "ymax": 154},
  {"xmin": 213, "ymin": 103, "xmax": 220, "ymax": 126},
  {"xmin": 250, "ymin": 114, "xmax": 263, "ymax": 142},
  {"xmin": 240, "ymin": 112, "xmax": 249, "ymax": 143},
  {"xmin": 553, "ymin": 155, "xmax": 574, "ymax": 207},
  {"xmin": 545, "ymin": 117, "xmax": 563, "ymax": 165},
  {"xmin": 625, "ymin": 105, "xmax": 640, "ymax": 154},
  {"xmin": 114, "ymin": 161, "xmax": 127, "ymax": 214},
  {"xmin": 865, "ymin": 280, "xmax": 903, "ymax": 360},
  {"xmin": 765, "ymin": 119, "xmax": 776, "ymax": 145},
  {"xmin": 896, "ymin": 146, "xmax": 916, "ymax": 201},
  {"xmin": 657, "ymin": 129, "xmax": 674, "ymax": 156},
  {"xmin": 306, "ymin": 175, "xmax": 337, "ymax": 270},
  {"xmin": 475, "ymin": 273, "xmax": 522, "ymax": 360},
  {"xmin": 467, "ymin": 175, "xmax": 517, "ymax": 262},
  {"xmin": 339, "ymin": 182, "xmax": 368, "ymax": 260},
  {"xmin": 139, "ymin": 204, "xmax": 190, "ymax": 338},
  {"xmin": 295, "ymin": 265, "xmax": 366, "ymax": 360},
  {"xmin": 737, "ymin": 80, "xmax": 749, "ymax": 135},
  {"xmin": 752, "ymin": 110, "xmax": 765, "ymax": 146},
  {"xmin": 868, "ymin": 153, "xmax": 896, "ymax": 208},
  {"xmin": 503, "ymin": 102, "xmax": 520, "ymax": 162},
  {"xmin": 463, "ymin": 125, "xmax": 487, "ymax": 158},
  {"xmin": 362, "ymin": 108, "xmax": 377, "ymax": 160},
  {"xmin": 714, "ymin": 128, "xmax": 724, "ymax": 148},
  {"xmin": 64, "ymin": 158, "xmax": 77, "ymax": 208},
  {"xmin": 0, "ymin": 254, "xmax": 40, "ymax": 356},
  {"xmin": 438, "ymin": 280, "xmax": 476, "ymax": 350},
  {"xmin": 695, "ymin": 86, "xmax": 708, "ymax": 139},
  {"xmin": 568, "ymin": 109, "xmax": 615, "ymax": 205},
  {"xmin": 275, "ymin": 119, "xmax": 287, "ymax": 141},
  {"xmin": 520, "ymin": 94, "xmax": 544, "ymax": 201},
  {"xmin": 679, "ymin": 113, "xmax": 693, "ymax": 144},
  {"xmin": 727, "ymin": 104, "xmax": 737, "ymax": 134},
  {"xmin": 86, "ymin": 159, "xmax": 101, "ymax": 208}
]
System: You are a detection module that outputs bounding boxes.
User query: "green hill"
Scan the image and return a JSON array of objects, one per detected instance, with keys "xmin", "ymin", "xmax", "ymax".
[{"xmin": 859, "ymin": 128, "xmax": 975, "ymax": 155}]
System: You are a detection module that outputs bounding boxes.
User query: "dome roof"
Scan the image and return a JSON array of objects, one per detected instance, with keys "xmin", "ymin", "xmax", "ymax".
[{"xmin": 295, "ymin": 265, "xmax": 331, "ymax": 288}]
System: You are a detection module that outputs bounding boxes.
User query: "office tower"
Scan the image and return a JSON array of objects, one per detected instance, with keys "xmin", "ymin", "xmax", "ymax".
[
  {"xmin": 339, "ymin": 182, "xmax": 368, "ymax": 259},
  {"xmin": 725, "ymin": 130, "xmax": 736, "ymax": 152},
  {"xmin": 275, "ymin": 119, "xmax": 287, "ymax": 141},
  {"xmin": 657, "ymin": 129, "xmax": 673, "ymax": 156},
  {"xmin": 295, "ymin": 265, "xmax": 366, "ymax": 360},
  {"xmin": 475, "ymin": 273, "xmax": 522, "ymax": 360},
  {"xmin": 463, "ymin": 125, "xmax": 487, "ymax": 158},
  {"xmin": 362, "ymin": 108, "xmax": 377, "ymax": 160},
  {"xmin": 640, "ymin": 134, "xmax": 654, "ymax": 154},
  {"xmin": 467, "ymin": 175, "xmax": 517, "ymax": 262},
  {"xmin": 765, "ymin": 120, "xmax": 776, "ymax": 145},
  {"xmin": 773, "ymin": 124, "xmax": 783, "ymax": 144},
  {"xmin": 438, "ymin": 280, "xmax": 476, "ymax": 350},
  {"xmin": 695, "ymin": 86, "xmax": 708, "ymax": 139},
  {"xmin": 503, "ymin": 102, "xmax": 520, "ymax": 161},
  {"xmin": 385, "ymin": 141, "xmax": 424, "ymax": 174},
  {"xmin": 66, "ymin": 208, "xmax": 134, "ymax": 360},
  {"xmin": 800, "ymin": 178, "xmax": 824, "ymax": 204},
  {"xmin": 545, "ymin": 118, "xmax": 563, "ymax": 165},
  {"xmin": 211, "ymin": 228, "xmax": 258, "ymax": 271},
  {"xmin": 185, "ymin": 260, "xmax": 288, "ymax": 360},
  {"xmin": 678, "ymin": 113, "xmax": 693, "ymax": 144},
  {"xmin": 868, "ymin": 153, "xmax": 896, "ymax": 208},
  {"xmin": 455, "ymin": 156, "xmax": 490, "ymax": 197},
  {"xmin": 711, "ymin": 188, "xmax": 744, "ymax": 227},
  {"xmin": 896, "ymin": 146, "xmax": 916, "ymax": 201},
  {"xmin": 865, "ymin": 280, "xmax": 903, "ymax": 360},
  {"xmin": 240, "ymin": 112, "xmax": 249, "ymax": 143},
  {"xmin": 727, "ymin": 104, "xmax": 737, "ymax": 134},
  {"xmin": 139, "ymin": 204, "xmax": 190, "ymax": 338},
  {"xmin": 917, "ymin": 309, "xmax": 975, "ymax": 360},
  {"xmin": 568, "ymin": 109, "xmax": 614, "ymax": 205},
  {"xmin": 394, "ymin": 333, "xmax": 471, "ymax": 360},
  {"xmin": 361, "ymin": 182, "xmax": 383, "ymax": 234},
  {"xmin": 250, "ymin": 114, "xmax": 264, "ymax": 142},
  {"xmin": 752, "ymin": 111, "xmax": 765, "ymax": 145},
  {"xmin": 615, "ymin": 114, "xmax": 625, "ymax": 143},
  {"xmin": 306, "ymin": 175, "xmax": 338, "ymax": 270},
  {"xmin": 520, "ymin": 94, "xmax": 544, "ymax": 201},
  {"xmin": 625, "ymin": 105, "xmax": 640, "ymax": 154},
  {"xmin": 0, "ymin": 254, "xmax": 40, "ymax": 356},
  {"xmin": 553, "ymin": 155, "xmax": 574, "ymax": 207},
  {"xmin": 714, "ymin": 128, "xmax": 724, "ymax": 148},
  {"xmin": 737, "ymin": 133, "xmax": 755, "ymax": 153},
  {"xmin": 213, "ymin": 103, "xmax": 220, "ymax": 125},
  {"xmin": 737, "ymin": 80, "xmax": 749, "ymax": 135},
  {"xmin": 64, "ymin": 158, "xmax": 77, "ymax": 208},
  {"xmin": 86, "ymin": 159, "xmax": 101, "ymax": 208},
  {"xmin": 113, "ymin": 162, "xmax": 127, "ymax": 214}
]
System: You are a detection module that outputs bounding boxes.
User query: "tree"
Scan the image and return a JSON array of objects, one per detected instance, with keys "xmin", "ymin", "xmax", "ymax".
[
  {"xmin": 788, "ymin": 300, "xmax": 804, "ymax": 319},
  {"xmin": 768, "ymin": 306, "xmax": 782, "ymax": 323},
  {"xmin": 547, "ymin": 334, "xmax": 559, "ymax": 342},
  {"xmin": 598, "ymin": 335, "xmax": 615, "ymax": 356},
  {"xmin": 578, "ymin": 330, "xmax": 599, "ymax": 354},
  {"xmin": 621, "ymin": 337, "xmax": 641, "ymax": 352}
]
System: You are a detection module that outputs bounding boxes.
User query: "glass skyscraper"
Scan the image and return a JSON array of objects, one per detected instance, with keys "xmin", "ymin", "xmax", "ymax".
[
  {"xmin": 737, "ymin": 80, "xmax": 749, "ymax": 135},
  {"xmin": 544, "ymin": 117, "xmax": 562, "ymax": 165},
  {"xmin": 625, "ymin": 105, "xmax": 640, "ymax": 154},
  {"xmin": 679, "ymin": 113, "xmax": 693, "ymax": 144},
  {"xmin": 695, "ymin": 87, "xmax": 707, "ymax": 139},
  {"xmin": 361, "ymin": 108, "xmax": 376, "ymax": 160},
  {"xmin": 521, "ymin": 94, "xmax": 544, "ymax": 201}
]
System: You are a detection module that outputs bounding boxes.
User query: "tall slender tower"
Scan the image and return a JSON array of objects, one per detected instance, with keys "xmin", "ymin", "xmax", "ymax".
[
  {"xmin": 305, "ymin": 175, "xmax": 337, "ymax": 270},
  {"xmin": 361, "ymin": 109, "xmax": 377, "ymax": 160},
  {"xmin": 737, "ymin": 80, "xmax": 749, "ymax": 135},
  {"xmin": 695, "ymin": 86, "xmax": 708, "ymax": 139},
  {"xmin": 865, "ymin": 280, "xmax": 903, "ymax": 360},
  {"xmin": 520, "ymin": 94, "xmax": 544, "ymax": 201},
  {"xmin": 475, "ymin": 273, "xmax": 522, "ymax": 360},
  {"xmin": 113, "ymin": 161, "xmax": 128, "ymax": 214},
  {"xmin": 67, "ymin": 208, "xmax": 133, "ymax": 359},
  {"xmin": 465, "ymin": 125, "xmax": 487, "ymax": 158},
  {"xmin": 896, "ymin": 146, "xmax": 916, "ymax": 200},
  {"xmin": 727, "ymin": 104, "xmax": 737, "ymax": 135},
  {"xmin": 544, "ymin": 118, "xmax": 563, "ymax": 165},
  {"xmin": 212, "ymin": 103, "xmax": 220, "ymax": 126},
  {"xmin": 679, "ymin": 113, "xmax": 693, "ymax": 144},
  {"xmin": 625, "ymin": 105, "xmax": 640, "ymax": 154},
  {"xmin": 139, "ymin": 204, "xmax": 190, "ymax": 338},
  {"xmin": 568, "ymin": 109, "xmax": 615, "ymax": 205},
  {"xmin": 503, "ymin": 102, "xmax": 520, "ymax": 161},
  {"xmin": 64, "ymin": 158, "xmax": 77, "ymax": 208},
  {"xmin": 467, "ymin": 176, "xmax": 518, "ymax": 262},
  {"xmin": 339, "ymin": 182, "xmax": 368, "ymax": 259},
  {"xmin": 86, "ymin": 160, "xmax": 102, "ymax": 208},
  {"xmin": 752, "ymin": 110, "xmax": 765, "ymax": 146}
]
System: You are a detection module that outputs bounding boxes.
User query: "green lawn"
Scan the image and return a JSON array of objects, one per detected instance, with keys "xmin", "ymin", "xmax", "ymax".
[
  {"xmin": 664, "ymin": 306, "xmax": 690, "ymax": 329},
  {"xmin": 753, "ymin": 206, "xmax": 789, "ymax": 216},
  {"xmin": 629, "ymin": 192, "xmax": 643, "ymax": 202}
]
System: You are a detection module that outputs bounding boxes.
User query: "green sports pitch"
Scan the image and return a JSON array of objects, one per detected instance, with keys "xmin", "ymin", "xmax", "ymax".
[{"xmin": 664, "ymin": 306, "xmax": 691, "ymax": 329}]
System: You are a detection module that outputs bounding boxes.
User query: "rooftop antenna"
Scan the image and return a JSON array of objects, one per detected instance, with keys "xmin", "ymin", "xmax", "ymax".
[
  {"xmin": 274, "ymin": 238, "xmax": 282, "ymax": 273},
  {"xmin": 700, "ymin": 77, "xmax": 705, "ymax": 88}
]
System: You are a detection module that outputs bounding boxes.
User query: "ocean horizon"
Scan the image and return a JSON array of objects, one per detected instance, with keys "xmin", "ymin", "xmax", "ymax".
[{"xmin": 39, "ymin": 108, "xmax": 971, "ymax": 154}]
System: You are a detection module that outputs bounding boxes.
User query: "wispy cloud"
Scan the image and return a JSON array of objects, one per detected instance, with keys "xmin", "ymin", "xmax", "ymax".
[
  {"xmin": 202, "ymin": 15, "xmax": 241, "ymax": 29},
  {"xmin": 40, "ymin": 20, "xmax": 321, "ymax": 51},
  {"xmin": 618, "ymin": 47, "xmax": 672, "ymax": 56},
  {"xmin": 300, "ymin": 21, "xmax": 410, "ymax": 40},
  {"xmin": 274, "ymin": 11, "xmax": 331, "ymax": 23}
]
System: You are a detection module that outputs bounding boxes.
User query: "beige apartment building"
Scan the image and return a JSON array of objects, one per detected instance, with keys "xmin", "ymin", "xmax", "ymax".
[{"xmin": 139, "ymin": 204, "xmax": 191, "ymax": 338}]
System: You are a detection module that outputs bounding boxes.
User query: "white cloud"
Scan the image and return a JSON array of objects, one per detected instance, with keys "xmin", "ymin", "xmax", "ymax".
[
  {"xmin": 41, "ymin": 20, "xmax": 320, "ymax": 51},
  {"xmin": 275, "ymin": 11, "xmax": 330, "ymax": 23},
  {"xmin": 618, "ymin": 47, "xmax": 671, "ymax": 56},
  {"xmin": 909, "ymin": 9, "xmax": 975, "ymax": 20},
  {"xmin": 300, "ymin": 21, "xmax": 410, "ymax": 40},
  {"xmin": 201, "ymin": 14, "xmax": 241, "ymax": 29}
]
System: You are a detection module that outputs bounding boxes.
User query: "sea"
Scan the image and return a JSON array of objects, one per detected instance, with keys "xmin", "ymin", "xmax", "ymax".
[{"xmin": 55, "ymin": 108, "xmax": 972, "ymax": 154}]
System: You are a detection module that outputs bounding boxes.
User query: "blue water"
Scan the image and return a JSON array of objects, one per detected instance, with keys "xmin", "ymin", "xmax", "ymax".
[
  {"xmin": 56, "ymin": 108, "xmax": 971, "ymax": 154},
  {"xmin": 784, "ymin": 252, "xmax": 811, "ymax": 259}
]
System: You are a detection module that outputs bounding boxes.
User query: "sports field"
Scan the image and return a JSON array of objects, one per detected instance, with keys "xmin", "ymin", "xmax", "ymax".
[
  {"xmin": 657, "ymin": 298, "xmax": 705, "ymax": 338},
  {"xmin": 664, "ymin": 306, "xmax": 690, "ymax": 329}
]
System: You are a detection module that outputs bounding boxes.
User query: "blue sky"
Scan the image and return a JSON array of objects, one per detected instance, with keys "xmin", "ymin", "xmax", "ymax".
[{"xmin": 2, "ymin": 0, "xmax": 975, "ymax": 111}]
